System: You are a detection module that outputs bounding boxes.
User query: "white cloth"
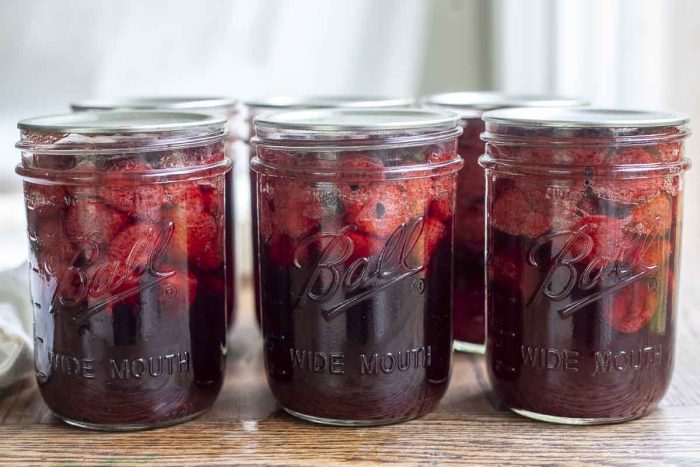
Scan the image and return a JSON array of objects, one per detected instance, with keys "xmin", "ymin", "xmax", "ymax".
[{"xmin": 0, "ymin": 263, "xmax": 33, "ymax": 388}]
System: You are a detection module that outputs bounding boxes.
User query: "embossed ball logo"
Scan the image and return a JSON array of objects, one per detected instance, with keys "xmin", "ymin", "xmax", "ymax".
[
  {"xmin": 294, "ymin": 218, "xmax": 426, "ymax": 320},
  {"xmin": 527, "ymin": 222, "xmax": 664, "ymax": 317},
  {"xmin": 49, "ymin": 223, "xmax": 176, "ymax": 323}
]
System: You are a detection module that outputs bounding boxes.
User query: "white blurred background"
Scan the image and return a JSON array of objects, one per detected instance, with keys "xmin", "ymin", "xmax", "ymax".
[{"xmin": 0, "ymin": 0, "xmax": 698, "ymax": 298}]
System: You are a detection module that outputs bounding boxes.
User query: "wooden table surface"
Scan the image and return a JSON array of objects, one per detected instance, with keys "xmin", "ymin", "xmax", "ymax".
[{"xmin": 2, "ymin": 281, "xmax": 700, "ymax": 466}]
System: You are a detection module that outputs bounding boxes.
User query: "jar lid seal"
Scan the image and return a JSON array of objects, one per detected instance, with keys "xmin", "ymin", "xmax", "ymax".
[
  {"xmin": 254, "ymin": 108, "xmax": 459, "ymax": 132},
  {"xmin": 421, "ymin": 92, "xmax": 586, "ymax": 115},
  {"xmin": 483, "ymin": 107, "xmax": 689, "ymax": 128},
  {"xmin": 70, "ymin": 97, "xmax": 238, "ymax": 112},
  {"xmin": 18, "ymin": 110, "xmax": 227, "ymax": 133}
]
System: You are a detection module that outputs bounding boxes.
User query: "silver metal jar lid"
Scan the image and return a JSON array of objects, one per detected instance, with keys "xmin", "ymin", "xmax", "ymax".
[
  {"xmin": 420, "ymin": 91, "xmax": 586, "ymax": 117},
  {"xmin": 244, "ymin": 95, "xmax": 414, "ymax": 110},
  {"xmin": 254, "ymin": 108, "xmax": 459, "ymax": 132},
  {"xmin": 70, "ymin": 96, "xmax": 238, "ymax": 112},
  {"xmin": 482, "ymin": 107, "xmax": 689, "ymax": 128},
  {"xmin": 18, "ymin": 110, "xmax": 227, "ymax": 134},
  {"xmin": 252, "ymin": 108, "xmax": 462, "ymax": 151}
]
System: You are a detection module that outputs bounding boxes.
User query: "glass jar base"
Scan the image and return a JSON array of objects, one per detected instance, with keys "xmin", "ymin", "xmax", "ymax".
[
  {"xmin": 283, "ymin": 408, "xmax": 419, "ymax": 427},
  {"xmin": 454, "ymin": 340, "xmax": 485, "ymax": 354},
  {"xmin": 60, "ymin": 410, "xmax": 205, "ymax": 432},
  {"xmin": 510, "ymin": 408, "xmax": 642, "ymax": 425}
]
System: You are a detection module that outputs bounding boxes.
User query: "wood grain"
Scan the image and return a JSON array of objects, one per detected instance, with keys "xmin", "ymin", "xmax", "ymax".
[{"xmin": 1, "ymin": 281, "xmax": 700, "ymax": 466}]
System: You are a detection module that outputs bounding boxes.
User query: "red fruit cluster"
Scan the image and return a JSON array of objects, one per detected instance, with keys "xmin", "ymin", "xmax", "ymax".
[
  {"xmin": 26, "ymin": 143, "xmax": 227, "ymax": 318},
  {"xmin": 488, "ymin": 137, "xmax": 680, "ymax": 338},
  {"xmin": 259, "ymin": 150, "xmax": 456, "ymax": 271}
]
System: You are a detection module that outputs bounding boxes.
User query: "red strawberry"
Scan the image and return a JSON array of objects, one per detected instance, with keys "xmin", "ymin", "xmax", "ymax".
[
  {"xmin": 603, "ymin": 279, "xmax": 658, "ymax": 333},
  {"xmin": 339, "ymin": 153, "xmax": 385, "ymax": 181},
  {"xmin": 264, "ymin": 180, "xmax": 319, "ymax": 239},
  {"xmin": 65, "ymin": 199, "xmax": 129, "ymax": 244},
  {"xmin": 402, "ymin": 178, "xmax": 432, "ymax": 217},
  {"xmin": 347, "ymin": 183, "xmax": 409, "ymax": 239},
  {"xmin": 100, "ymin": 182, "xmax": 163, "ymax": 222},
  {"xmin": 630, "ymin": 195, "xmax": 672, "ymax": 235},
  {"xmin": 98, "ymin": 161, "xmax": 163, "ymax": 220},
  {"xmin": 491, "ymin": 187, "xmax": 552, "ymax": 239},
  {"xmin": 301, "ymin": 185, "xmax": 347, "ymax": 221}
]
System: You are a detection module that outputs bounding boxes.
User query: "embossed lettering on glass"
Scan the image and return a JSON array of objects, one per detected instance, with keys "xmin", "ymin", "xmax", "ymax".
[
  {"xmin": 420, "ymin": 92, "xmax": 586, "ymax": 354},
  {"xmin": 251, "ymin": 108, "xmax": 463, "ymax": 425},
  {"xmin": 480, "ymin": 107, "xmax": 690, "ymax": 424},
  {"xmin": 16, "ymin": 111, "xmax": 232, "ymax": 431}
]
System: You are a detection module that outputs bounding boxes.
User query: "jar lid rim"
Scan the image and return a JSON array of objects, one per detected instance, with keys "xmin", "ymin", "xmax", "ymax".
[
  {"xmin": 70, "ymin": 96, "xmax": 238, "ymax": 112},
  {"xmin": 483, "ymin": 107, "xmax": 689, "ymax": 128},
  {"xmin": 254, "ymin": 108, "xmax": 460, "ymax": 132},
  {"xmin": 18, "ymin": 110, "xmax": 227, "ymax": 133},
  {"xmin": 420, "ymin": 92, "xmax": 586, "ymax": 114},
  {"xmin": 244, "ymin": 95, "xmax": 413, "ymax": 110}
]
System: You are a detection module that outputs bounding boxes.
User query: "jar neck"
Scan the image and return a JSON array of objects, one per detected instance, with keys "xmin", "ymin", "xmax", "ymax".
[{"xmin": 16, "ymin": 156, "xmax": 232, "ymax": 185}]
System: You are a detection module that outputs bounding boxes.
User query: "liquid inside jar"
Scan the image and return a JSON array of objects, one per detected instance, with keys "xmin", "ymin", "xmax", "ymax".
[
  {"xmin": 17, "ymin": 112, "xmax": 231, "ymax": 430},
  {"xmin": 481, "ymin": 109, "xmax": 689, "ymax": 423}
]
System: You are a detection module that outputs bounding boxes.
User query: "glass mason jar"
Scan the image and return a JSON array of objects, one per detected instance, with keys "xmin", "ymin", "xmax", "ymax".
[
  {"xmin": 16, "ymin": 111, "xmax": 232, "ymax": 430},
  {"xmin": 421, "ymin": 92, "xmax": 586, "ymax": 353},
  {"xmin": 71, "ymin": 97, "xmax": 239, "ymax": 329},
  {"xmin": 480, "ymin": 107, "xmax": 690, "ymax": 424},
  {"xmin": 251, "ymin": 108, "xmax": 463, "ymax": 425},
  {"xmin": 243, "ymin": 96, "xmax": 413, "ymax": 324}
]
